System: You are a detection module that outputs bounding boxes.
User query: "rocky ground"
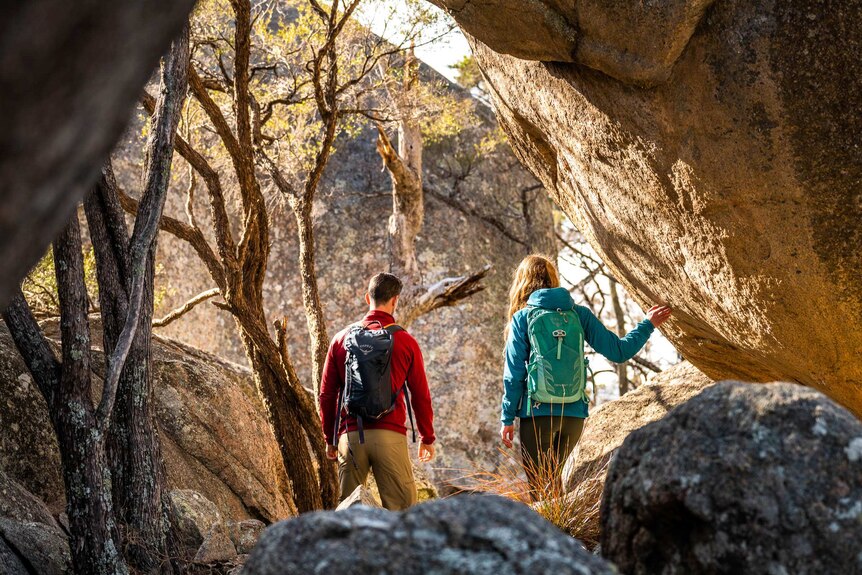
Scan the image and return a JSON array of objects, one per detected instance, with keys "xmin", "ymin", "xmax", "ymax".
[{"xmin": 239, "ymin": 376, "xmax": 862, "ymax": 575}]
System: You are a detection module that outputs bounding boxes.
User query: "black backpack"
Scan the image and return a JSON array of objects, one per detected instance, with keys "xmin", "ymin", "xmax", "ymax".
[{"xmin": 332, "ymin": 321, "xmax": 415, "ymax": 445}]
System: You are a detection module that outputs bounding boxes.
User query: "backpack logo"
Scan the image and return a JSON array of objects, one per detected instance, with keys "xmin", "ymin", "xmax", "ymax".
[{"xmin": 359, "ymin": 344, "xmax": 374, "ymax": 354}]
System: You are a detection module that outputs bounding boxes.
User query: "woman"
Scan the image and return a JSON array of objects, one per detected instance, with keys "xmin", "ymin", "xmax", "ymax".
[{"xmin": 500, "ymin": 255, "xmax": 671, "ymax": 497}]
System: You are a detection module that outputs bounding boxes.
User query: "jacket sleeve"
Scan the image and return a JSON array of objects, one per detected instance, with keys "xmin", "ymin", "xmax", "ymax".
[
  {"xmin": 501, "ymin": 311, "xmax": 529, "ymax": 426},
  {"xmin": 577, "ymin": 306, "xmax": 655, "ymax": 363},
  {"xmin": 319, "ymin": 335, "xmax": 343, "ymax": 446},
  {"xmin": 405, "ymin": 334, "xmax": 436, "ymax": 445}
]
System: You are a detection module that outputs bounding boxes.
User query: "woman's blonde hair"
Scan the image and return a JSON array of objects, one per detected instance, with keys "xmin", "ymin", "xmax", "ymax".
[{"xmin": 506, "ymin": 254, "xmax": 561, "ymax": 324}]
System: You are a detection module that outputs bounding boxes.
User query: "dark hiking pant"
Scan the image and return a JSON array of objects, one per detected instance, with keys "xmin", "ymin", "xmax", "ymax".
[{"xmin": 519, "ymin": 415, "xmax": 585, "ymax": 500}]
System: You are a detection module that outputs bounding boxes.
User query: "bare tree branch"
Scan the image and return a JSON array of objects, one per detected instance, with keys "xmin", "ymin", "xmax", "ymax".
[
  {"xmin": 2, "ymin": 290, "xmax": 61, "ymax": 408},
  {"xmin": 117, "ymin": 187, "xmax": 225, "ymax": 290},
  {"xmin": 153, "ymin": 288, "xmax": 221, "ymax": 328},
  {"xmin": 630, "ymin": 354, "xmax": 662, "ymax": 373},
  {"xmin": 400, "ymin": 265, "xmax": 493, "ymax": 327},
  {"xmin": 426, "ymin": 185, "xmax": 528, "ymax": 247}
]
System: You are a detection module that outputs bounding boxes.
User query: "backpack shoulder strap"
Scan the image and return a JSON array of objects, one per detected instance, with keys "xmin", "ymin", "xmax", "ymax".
[{"xmin": 384, "ymin": 324, "xmax": 404, "ymax": 334}]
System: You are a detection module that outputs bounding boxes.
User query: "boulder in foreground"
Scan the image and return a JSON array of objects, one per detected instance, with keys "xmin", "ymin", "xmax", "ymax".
[
  {"xmin": 602, "ymin": 381, "xmax": 862, "ymax": 574},
  {"xmin": 244, "ymin": 494, "xmax": 616, "ymax": 574}
]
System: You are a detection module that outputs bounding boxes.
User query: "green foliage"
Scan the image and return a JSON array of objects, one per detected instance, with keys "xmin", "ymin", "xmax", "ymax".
[
  {"xmin": 186, "ymin": 0, "xmax": 477, "ymax": 192},
  {"xmin": 450, "ymin": 55, "xmax": 483, "ymax": 90},
  {"xmin": 22, "ymin": 247, "xmax": 99, "ymax": 317},
  {"xmin": 22, "ymin": 246, "xmax": 171, "ymax": 319}
]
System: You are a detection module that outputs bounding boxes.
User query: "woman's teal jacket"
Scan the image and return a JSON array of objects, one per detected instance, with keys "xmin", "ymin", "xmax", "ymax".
[{"xmin": 501, "ymin": 287, "xmax": 655, "ymax": 425}]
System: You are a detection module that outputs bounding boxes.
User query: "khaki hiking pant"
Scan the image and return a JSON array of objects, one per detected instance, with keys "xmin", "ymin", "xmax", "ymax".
[
  {"xmin": 519, "ymin": 415, "xmax": 585, "ymax": 501},
  {"xmin": 337, "ymin": 429, "xmax": 417, "ymax": 511}
]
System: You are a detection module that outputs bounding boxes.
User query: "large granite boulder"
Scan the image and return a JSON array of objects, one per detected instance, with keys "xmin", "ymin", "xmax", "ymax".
[
  {"xmin": 244, "ymin": 494, "xmax": 616, "ymax": 574},
  {"xmin": 601, "ymin": 381, "xmax": 862, "ymax": 574},
  {"xmin": 0, "ymin": 322, "xmax": 293, "ymax": 522},
  {"xmin": 0, "ymin": 468, "xmax": 70, "ymax": 575},
  {"xmin": 438, "ymin": 0, "xmax": 862, "ymax": 416},
  {"xmin": 556, "ymin": 362, "xmax": 712, "ymax": 546}
]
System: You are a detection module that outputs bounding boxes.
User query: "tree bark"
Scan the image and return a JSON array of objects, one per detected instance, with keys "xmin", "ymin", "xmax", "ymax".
[
  {"xmin": 84, "ymin": 26, "xmax": 189, "ymax": 572},
  {"xmin": 231, "ymin": 302, "xmax": 339, "ymax": 512},
  {"xmin": 610, "ymin": 278, "xmax": 630, "ymax": 396},
  {"xmin": 0, "ymin": 0, "xmax": 195, "ymax": 309},
  {"xmin": 293, "ymin": 199, "xmax": 330, "ymax": 400},
  {"xmin": 3, "ymin": 219, "xmax": 129, "ymax": 575}
]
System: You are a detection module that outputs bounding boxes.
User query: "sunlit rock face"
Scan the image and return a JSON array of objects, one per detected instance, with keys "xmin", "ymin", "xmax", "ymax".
[{"xmin": 438, "ymin": 0, "xmax": 862, "ymax": 415}]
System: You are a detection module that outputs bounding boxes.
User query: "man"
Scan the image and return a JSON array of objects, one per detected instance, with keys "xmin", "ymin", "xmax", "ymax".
[{"xmin": 319, "ymin": 272, "xmax": 435, "ymax": 510}]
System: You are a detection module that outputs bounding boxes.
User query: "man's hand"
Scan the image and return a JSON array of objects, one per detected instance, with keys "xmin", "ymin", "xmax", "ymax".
[
  {"xmin": 646, "ymin": 305, "xmax": 672, "ymax": 329},
  {"xmin": 418, "ymin": 442, "xmax": 435, "ymax": 463},
  {"xmin": 500, "ymin": 424, "xmax": 514, "ymax": 449},
  {"xmin": 326, "ymin": 444, "xmax": 338, "ymax": 460}
]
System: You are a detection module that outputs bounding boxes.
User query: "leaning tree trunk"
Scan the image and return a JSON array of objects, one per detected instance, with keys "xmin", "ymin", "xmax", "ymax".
[
  {"xmin": 234, "ymin": 305, "xmax": 339, "ymax": 512},
  {"xmin": 84, "ymin": 24, "xmax": 189, "ymax": 571},
  {"xmin": 374, "ymin": 50, "xmax": 490, "ymax": 327},
  {"xmin": 293, "ymin": 199, "xmax": 329, "ymax": 399},
  {"xmin": 3, "ymin": 219, "xmax": 128, "ymax": 575}
]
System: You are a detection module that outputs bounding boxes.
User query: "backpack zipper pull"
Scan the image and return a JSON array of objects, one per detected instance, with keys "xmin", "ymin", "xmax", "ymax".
[{"xmin": 553, "ymin": 329, "xmax": 566, "ymax": 360}]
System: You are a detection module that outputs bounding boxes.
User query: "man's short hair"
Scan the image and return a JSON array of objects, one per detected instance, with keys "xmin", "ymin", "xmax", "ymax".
[{"xmin": 368, "ymin": 272, "xmax": 403, "ymax": 304}]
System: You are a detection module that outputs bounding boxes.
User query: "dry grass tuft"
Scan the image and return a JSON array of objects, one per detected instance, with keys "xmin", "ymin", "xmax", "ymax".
[{"xmin": 452, "ymin": 447, "xmax": 609, "ymax": 550}]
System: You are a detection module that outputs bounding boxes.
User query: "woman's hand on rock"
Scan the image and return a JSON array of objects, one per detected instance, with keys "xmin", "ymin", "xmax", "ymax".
[
  {"xmin": 646, "ymin": 305, "xmax": 672, "ymax": 328},
  {"xmin": 500, "ymin": 424, "xmax": 514, "ymax": 448}
]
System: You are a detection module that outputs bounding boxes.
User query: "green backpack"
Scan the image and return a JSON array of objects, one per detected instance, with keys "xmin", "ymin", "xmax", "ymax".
[{"xmin": 525, "ymin": 305, "xmax": 587, "ymax": 414}]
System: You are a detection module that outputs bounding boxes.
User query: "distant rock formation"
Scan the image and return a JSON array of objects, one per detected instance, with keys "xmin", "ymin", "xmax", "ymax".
[
  {"xmin": 436, "ymin": 0, "xmax": 862, "ymax": 416},
  {"xmin": 115, "ymin": 62, "xmax": 557, "ymax": 491},
  {"xmin": 602, "ymin": 381, "xmax": 862, "ymax": 573},
  {"xmin": 244, "ymin": 494, "xmax": 616, "ymax": 574}
]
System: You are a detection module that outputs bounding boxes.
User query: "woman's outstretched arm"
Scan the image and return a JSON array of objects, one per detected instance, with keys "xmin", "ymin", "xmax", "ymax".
[
  {"xmin": 501, "ymin": 311, "xmax": 529, "ymax": 426},
  {"xmin": 577, "ymin": 305, "xmax": 671, "ymax": 363}
]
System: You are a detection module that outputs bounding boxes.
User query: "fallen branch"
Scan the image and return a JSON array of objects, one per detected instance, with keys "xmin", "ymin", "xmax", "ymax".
[
  {"xmin": 153, "ymin": 288, "xmax": 220, "ymax": 328},
  {"xmin": 400, "ymin": 265, "xmax": 493, "ymax": 327}
]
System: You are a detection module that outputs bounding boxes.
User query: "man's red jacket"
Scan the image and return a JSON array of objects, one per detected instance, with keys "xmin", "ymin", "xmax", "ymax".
[{"xmin": 319, "ymin": 310, "xmax": 436, "ymax": 445}]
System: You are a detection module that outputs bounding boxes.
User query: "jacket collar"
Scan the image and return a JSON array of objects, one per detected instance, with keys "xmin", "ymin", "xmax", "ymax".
[
  {"xmin": 363, "ymin": 309, "xmax": 396, "ymax": 327},
  {"xmin": 527, "ymin": 287, "xmax": 575, "ymax": 309}
]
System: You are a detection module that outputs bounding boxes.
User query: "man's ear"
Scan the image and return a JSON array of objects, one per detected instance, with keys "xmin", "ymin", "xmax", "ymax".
[
  {"xmin": 392, "ymin": 295, "xmax": 400, "ymax": 309},
  {"xmin": 364, "ymin": 292, "xmax": 371, "ymax": 306}
]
